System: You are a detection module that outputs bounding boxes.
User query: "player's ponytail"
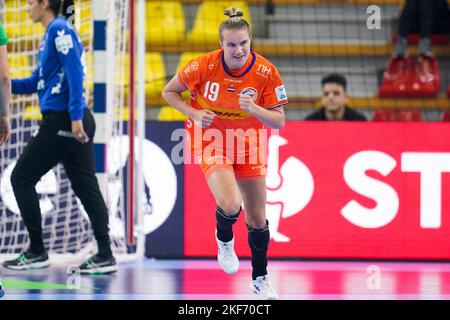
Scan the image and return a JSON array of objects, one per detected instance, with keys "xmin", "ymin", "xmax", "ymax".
[
  {"xmin": 40, "ymin": 0, "xmax": 76, "ymax": 25},
  {"xmin": 219, "ymin": 7, "xmax": 251, "ymax": 41},
  {"xmin": 59, "ymin": 0, "xmax": 75, "ymax": 23},
  {"xmin": 224, "ymin": 7, "xmax": 244, "ymax": 19}
]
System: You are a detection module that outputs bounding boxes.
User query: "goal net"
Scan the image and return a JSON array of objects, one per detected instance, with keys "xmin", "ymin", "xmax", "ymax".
[{"xmin": 0, "ymin": 0, "xmax": 141, "ymax": 259}]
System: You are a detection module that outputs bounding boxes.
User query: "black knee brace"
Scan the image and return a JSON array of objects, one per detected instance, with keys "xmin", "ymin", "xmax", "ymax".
[
  {"xmin": 247, "ymin": 220, "xmax": 270, "ymax": 279},
  {"xmin": 247, "ymin": 220, "xmax": 270, "ymax": 251},
  {"xmin": 216, "ymin": 206, "xmax": 241, "ymax": 242}
]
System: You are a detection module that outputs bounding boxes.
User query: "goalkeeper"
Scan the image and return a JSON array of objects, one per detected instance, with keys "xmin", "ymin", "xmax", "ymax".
[{"xmin": 2, "ymin": 0, "xmax": 116, "ymax": 274}]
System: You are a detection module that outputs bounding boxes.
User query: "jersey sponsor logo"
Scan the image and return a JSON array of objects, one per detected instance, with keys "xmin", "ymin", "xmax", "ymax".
[
  {"xmin": 251, "ymin": 164, "xmax": 265, "ymax": 170},
  {"xmin": 196, "ymin": 95, "xmax": 250, "ymax": 119},
  {"xmin": 224, "ymin": 78, "xmax": 243, "ymax": 83},
  {"xmin": 191, "ymin": 61, "xmax": 199, "ymax": 71},
  {"xmin": 55, "ymin": 30, "xmax": 74, "ymax": 55},
  {"xmin": 257, "ymin": 64, "xmax": 271, "ymax": 75},
  {"xmin": 207, "ymin": 105, "xmax": 249, "ymax": 120},
  {"xmin": 256, "ymin": 64, "xmax": 272, "ymax": 79},
  {"xmin": 211, "ymin": 110, "xmax": 247, "ymax": 119},
  {"xmin": 275, "ymin": 85, "xmax": 287, "ymax": 101},
  {"xmin": 240, "ymin": 87, "xmax": 258, "ymax": 101}
]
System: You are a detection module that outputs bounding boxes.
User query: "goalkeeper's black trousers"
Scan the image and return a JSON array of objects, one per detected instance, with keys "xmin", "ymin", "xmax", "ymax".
[{"xmin": 10, "ymin": 109, "xmax": 113, "ymax": 258}]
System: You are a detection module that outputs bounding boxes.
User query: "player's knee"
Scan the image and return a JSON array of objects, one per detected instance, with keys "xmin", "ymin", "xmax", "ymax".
[
  {"xmin": 216, "ymin": 200, "xmax": 241, "ymax": 216},
  {"xmin": 246, "ymin": 214, "xmax": 267, "ymax": 229}
]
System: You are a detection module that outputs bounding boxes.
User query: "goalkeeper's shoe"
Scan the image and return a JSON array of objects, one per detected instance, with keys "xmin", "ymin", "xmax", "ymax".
[
  {"xmin": 2, "ymin": 251, "xmax": 50, "ymax": 270},
  {"xmin": 79, "ymin": 254, "xmax": 117, "ymax": 275}
]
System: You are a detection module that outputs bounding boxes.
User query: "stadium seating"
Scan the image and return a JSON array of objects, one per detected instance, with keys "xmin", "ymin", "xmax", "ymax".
[
  {"xmin": 117, "ymin": 52, "xmax": 166, "ymax": 101},
  {"xmin": 145, "ymin": 52, "xmax": 167, "ymax": 100},
  {"xmin": 77, "ymin": 0, "xmax": 92, "ymax": 40},
  {"xmin": 372, "ymin": 109, "xmax": 422, "ymax": 121},
  {"xmin": 186, "ymin": 1, "xmax": 251, "ymax": 45},
  {"xmin": 147, "ymin": 1, "xmax": 185, "ymax": 45},
  {"xmin": 155, "ymin": 53, "xmax": 206, "ymax": 121},
  {"xmin": 442, "ymin": 110, "xmax": 450, "ymax": 121},
  {"xmin": 157, "ymin": 106, "xmax": 188, "ymax": 121},
  {"xmin": 4, "ymin": 1, "xmax": 44, "ymax": 40},
  {"xmin": 6, "ymin": 0, "xmax": 447, "ymax": 117},
  {"xmin": 176, "ymin": 52, "xmax": 206, "ymax": 72},
  {"xmin": 379, "ymin": 56, "xmax": 440, "ymax": 98},
  {"xmin": 83, "ymin": 52, "xmax": 93, "ymax": 93},
  {"xmin": 379, "ymin": 56, "xmax": 408, "ymax": 97},
  {"xmin": 7, "ymin": 54, "xmax": 32, "ymax": 79},
  {"xmin": 410, "ymin": 55, "xmax": 441, "ymax": 97}
]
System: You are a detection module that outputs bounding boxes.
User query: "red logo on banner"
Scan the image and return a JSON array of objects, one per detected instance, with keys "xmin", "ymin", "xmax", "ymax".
[{"xmin": 184, "ymin": 122, "xmax": 450, "ymax": 260}]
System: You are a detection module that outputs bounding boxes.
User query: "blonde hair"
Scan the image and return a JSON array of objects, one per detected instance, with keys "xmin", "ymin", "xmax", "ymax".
[{"xmin": 219, "ymin": 7, "xmax": 251, "ymax": 41}]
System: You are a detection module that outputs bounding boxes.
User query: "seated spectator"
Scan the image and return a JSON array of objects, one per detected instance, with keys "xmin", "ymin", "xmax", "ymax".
[
  {"xmin": 304, "ymin": 73, "xmax": 367, "ymax": 121},
  {"xmin": 393, "ymin": 0, "xmax": 450, "ymax": 58}
]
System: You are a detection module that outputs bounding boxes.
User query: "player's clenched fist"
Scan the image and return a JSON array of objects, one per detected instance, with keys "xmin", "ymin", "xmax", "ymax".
[
  {"xmin": 239, "ymin": 94, "xmax": 258, "ymax": 115},
  {"xmin": 192, "ymin": 109, "xmax": 216, "ymax": 128}
]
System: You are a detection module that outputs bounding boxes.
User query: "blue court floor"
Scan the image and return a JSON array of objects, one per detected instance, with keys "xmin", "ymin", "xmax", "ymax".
[{"xmin": 1, "ymin": 258, "xmax": 450, "ymax": 300}]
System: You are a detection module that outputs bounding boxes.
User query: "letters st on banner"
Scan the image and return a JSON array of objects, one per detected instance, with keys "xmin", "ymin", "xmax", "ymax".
[{"xmin": 184, "ymin": 122, "xmax": 450, "ymax": 260}]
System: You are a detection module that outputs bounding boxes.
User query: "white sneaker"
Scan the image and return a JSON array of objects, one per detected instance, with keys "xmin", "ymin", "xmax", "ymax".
[
  {"xmin": 216, "ymin": 232, "xmax": 239, "ymax": 274},
  {"xmin": 250, "ymin": 275, "xmax": 279, "ymax": 300}
]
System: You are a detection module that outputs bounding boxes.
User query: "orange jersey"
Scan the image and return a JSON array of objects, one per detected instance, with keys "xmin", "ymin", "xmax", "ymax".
[
  {"xmin": 178, "ymin": 49, "xmax": 288, "ymax": 130},
  {"xmin": 178, "ymin": 49, "xmax": 288, "ymax": 159}
]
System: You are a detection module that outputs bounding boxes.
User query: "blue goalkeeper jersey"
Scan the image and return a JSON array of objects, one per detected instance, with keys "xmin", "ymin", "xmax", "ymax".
[{"xmin": 12, "ymin": 17, "xmax": 87, "ymax": 120}]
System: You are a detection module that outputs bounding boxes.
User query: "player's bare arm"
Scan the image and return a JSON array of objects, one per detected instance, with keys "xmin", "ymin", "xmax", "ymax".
[
  {"xmin": 162, "ymin": 75, "xmax": 216, "ymax": 128},
  {"xmin": 0, "ymin": 45, "xmax": 11, "ymax": 144},
  {"xmin": 239, "ymin": 93, "xmax": 285, "ymax": 129}
]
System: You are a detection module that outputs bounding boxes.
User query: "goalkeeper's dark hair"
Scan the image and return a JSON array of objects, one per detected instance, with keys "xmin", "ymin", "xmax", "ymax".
[
  {"xmin": 219, "ymin": 7, "xmax": 251, "ymax": 41},
  {"xmin": 39, "ymin": 0, "xmax": 75, "ymax": 23},
  {"xmin": 321, "ymin": 73, "xmax": 347, "ymax": 92}
]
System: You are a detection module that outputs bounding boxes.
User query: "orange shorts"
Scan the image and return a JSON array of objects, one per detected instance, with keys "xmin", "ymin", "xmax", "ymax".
[
  {"xmin": 196, "ymin": 150, "xmax": 267, "ymax": 180},
  {"xmin": 188, "ymin": 124, "xmax": 268, "ymax": 179}
]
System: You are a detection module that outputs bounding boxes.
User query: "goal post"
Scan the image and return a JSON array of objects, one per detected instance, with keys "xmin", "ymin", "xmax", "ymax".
[{"xmin": 0, "ymin": 0, "xmax": 145, "ymax": 261}]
